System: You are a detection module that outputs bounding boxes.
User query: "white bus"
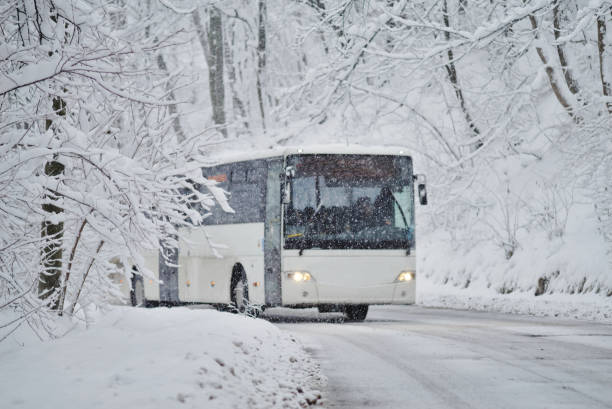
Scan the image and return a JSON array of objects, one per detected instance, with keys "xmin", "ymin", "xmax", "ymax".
[{"xmin": 129, "ymin": 146, "xmax": 427, "ymax": 321}]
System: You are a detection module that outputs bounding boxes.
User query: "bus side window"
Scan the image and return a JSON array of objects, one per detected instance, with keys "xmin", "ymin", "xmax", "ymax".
[
  {"xmin": 202, "ymin": 164, "xmax": 231, "ymax": 225},
  {"xmin": 229, "ymin": 160, "xmax": 266, "ymax": 224},
  {"xmin": 231, "ymin": 167, "xmax": 247, "ymax": 184},
  {"xmin": 202, "ymin": 159, "xmax": 268, "ymax": 225}
]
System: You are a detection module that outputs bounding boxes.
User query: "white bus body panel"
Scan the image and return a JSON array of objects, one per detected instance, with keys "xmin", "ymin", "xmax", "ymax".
[
  {"xmin": 282, "ymin": 249, "xmax": 416, "ymax": 305},
  {"xmin": 176, "ymin": 223, "xmax": 265, "ymax": 304},
  {"xmin": 142, "ymin": 223, "xmax": 265, "ymax": 304}
]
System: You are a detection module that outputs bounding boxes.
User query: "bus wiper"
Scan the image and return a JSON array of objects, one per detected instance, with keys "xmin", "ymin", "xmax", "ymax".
[
  {"xmin": 390, "ymin": 192, "xmax": 411, "ymax": 255},
  {"xmin": 284, "ymin": 224, "xmax": 313, "ymax": 255},
  {"xmin": 298, "ymin": 225, "xmax": 314, "ymax": 256},
  {"xmin": 298, "ymin": 203, "xmax": 323, "ymax": 256},
  {"xmin": 298, "ymin": 240, "xmax": 308, "ymax": 256}
]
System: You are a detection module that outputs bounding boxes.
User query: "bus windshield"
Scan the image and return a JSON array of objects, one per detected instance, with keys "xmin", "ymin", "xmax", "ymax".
[{"xmin": 283, "ymin": 154, "xmax": 415, "ymax": 250}]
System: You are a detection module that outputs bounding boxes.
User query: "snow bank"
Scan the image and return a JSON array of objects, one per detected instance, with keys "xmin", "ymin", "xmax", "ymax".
[
  {"xmin": 419, "ymin": 223, "xmax": 611, "ymax": 296},
  {"xmin": 0, "ymin": 307, "xmax": 324, "ymax": 409},
  {"xmin": 418, "ymin": 277, "xmax": 612, "ymax": 323}
]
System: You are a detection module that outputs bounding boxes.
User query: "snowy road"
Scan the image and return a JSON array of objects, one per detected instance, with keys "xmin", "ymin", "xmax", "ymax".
[{"xmin": 265, "ymin": 306, "xmax": 612, "ymax": 409}]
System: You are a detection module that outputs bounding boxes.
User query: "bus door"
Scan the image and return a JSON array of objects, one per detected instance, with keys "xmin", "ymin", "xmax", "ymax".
[{"xmin": 264, "ymin": 157, "xmax": 283, "ymax": 305}]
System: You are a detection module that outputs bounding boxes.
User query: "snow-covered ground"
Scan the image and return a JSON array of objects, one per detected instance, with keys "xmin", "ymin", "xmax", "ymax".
[
  {"xmin": 276, "ymin": 305, "xmax": 612, "ymax": 409},
  {"xmin": 2, "ymin": 281, "xmax": 610, "ymax": 409},
  {"xmin": 419, "ymin": 277, "xmax": 612, "ymax": 324},
  {"xmin": 0, "ymin": 307, "xmax": 324, "ymax": 409}
]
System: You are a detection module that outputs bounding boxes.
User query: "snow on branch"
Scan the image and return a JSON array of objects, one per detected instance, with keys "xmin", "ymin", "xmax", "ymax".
[{"xmin": 0, "ymin": 0, "xmax": 226, "ymax": 339}]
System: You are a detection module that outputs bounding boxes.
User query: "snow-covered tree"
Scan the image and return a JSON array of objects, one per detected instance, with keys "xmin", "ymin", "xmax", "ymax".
[
  {"xmin": 0, "ymin": 0, "xmax": 227, "ymax": 339},
  {"xmin": 277, "ymin": 0, "xmax": 612, "ymax": 294}
]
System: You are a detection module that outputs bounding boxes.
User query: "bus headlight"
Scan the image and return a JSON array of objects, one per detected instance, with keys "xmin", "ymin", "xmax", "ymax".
[
  {"xmin": 396, "ymin": 271, "xmax": 415, "ymax": 282},
  {"xmin": 287, "ymin": 271, "xmax": 312, "ymax": 282}
]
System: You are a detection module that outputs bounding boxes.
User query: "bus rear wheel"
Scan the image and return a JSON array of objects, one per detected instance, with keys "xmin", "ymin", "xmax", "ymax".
[
  {"xmin": 130, "ymin": 276, "xmax": 158, "ymax": 308},
  {"xmin": 130, "ymin": 277, "xmax": 145, "ymax": 307},
  {"xmin": 231, "ymin": 274, "xmax": 249, "ymax": 314},
  {"xmin": 344, "ymin": 305, "xmax": 368, "ymax": 322}
]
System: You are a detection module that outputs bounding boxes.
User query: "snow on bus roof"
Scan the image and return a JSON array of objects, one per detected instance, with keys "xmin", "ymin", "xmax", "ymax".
[{"xmin": 208, "ymin": 144, "xmax": 412, "ymax": 167}]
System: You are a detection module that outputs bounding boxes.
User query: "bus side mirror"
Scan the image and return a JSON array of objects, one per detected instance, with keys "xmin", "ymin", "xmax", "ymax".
[
  {"xmin": 414, "ymin": 174, "xmax": 428, "ymax": 205},
  {"xmin": 282, "ymin": 166, "xmax": 295, "ymax": 204},
  {"xmin": 418, "ymin": 184, "xmax": 428, "ymax": 205},
  {"xmin": 285, "ymin": 166, "xmax": 296, "ymax": 178},
  {"xmin": 282, "ymin": 181, "xmax": 291, "ymax": 204}
]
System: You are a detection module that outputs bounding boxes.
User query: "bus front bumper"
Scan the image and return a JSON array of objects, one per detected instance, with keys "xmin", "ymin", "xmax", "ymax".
[
  {"xmin": 281, "ymin": 249, "xmax": 417, "ymax": 306},
  {"xmin": 281, "ymin": 279, "xmax": 415, "ymax": 306}
]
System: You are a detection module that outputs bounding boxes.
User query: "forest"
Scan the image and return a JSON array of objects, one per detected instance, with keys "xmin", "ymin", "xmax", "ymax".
[{"xmin": 1, "ymin": 0, "xmax": 611, "ymax": 339}]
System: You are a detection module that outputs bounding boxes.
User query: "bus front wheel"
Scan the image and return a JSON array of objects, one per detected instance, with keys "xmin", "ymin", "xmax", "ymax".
[{"xmin": 344, "ymin": 305, "xmax": 368, "ymax": 322}]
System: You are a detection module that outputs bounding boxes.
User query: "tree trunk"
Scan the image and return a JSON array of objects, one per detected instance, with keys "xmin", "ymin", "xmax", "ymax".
[
  {"xmin": 39, "ymin": 96, "xmax": 66, "ymax": 310},
  {"xmin": 256, "ymin": 0, "xmax": 267, "ymax": 131},
  {"xmin": 57, "ymin": 218, "xmax": 87, "ymax": 315},
  {"xmin": 156, "ymin": 53, "xmax": 186, "ymax": 142},
  {"xmin": 194, "ymin": 8, "xmax": 227, "ymax": 137},
  {"xmin": 442, "ymin": 0, "xmax": 482, "ymax": 150},
  {"xmin": 528, "ymin": 14, "xmax": 579, "ymax": 123},
  {"xmin": 145, "ymin": 0, "xmax": 185, "ymax": 142},
  {"xmin": 552, "ymin": 2, "xmax": 580, "ymax": 95},
  {"xmin": 208, "ymin": 7, "xmax": 227, "ymax": 137},
  {"xmin": 224, "ymin": 19, "xmax": 249, "ymax": 132},
  {"xmin": 69, "ymin": 240, "xmax": 104, "ymax": 315},
  {"xmin": 597, "ymin": 12, "xmax": 612, "ymax": 113}
]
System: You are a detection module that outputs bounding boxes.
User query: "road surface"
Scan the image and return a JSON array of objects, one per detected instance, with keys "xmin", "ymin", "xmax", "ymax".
[{"xmin": 264, "ymin": 306, "xmax": 612, "ymax": 409}]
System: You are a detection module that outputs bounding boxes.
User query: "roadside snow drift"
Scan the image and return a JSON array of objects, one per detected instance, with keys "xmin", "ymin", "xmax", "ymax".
[
  {"xmin": 418, "ymin": 277, "xmax": 612, "ymax": 323},
  {"xmin": 0, "ymin": 307, "xmax": 323, "ymax": 409}
]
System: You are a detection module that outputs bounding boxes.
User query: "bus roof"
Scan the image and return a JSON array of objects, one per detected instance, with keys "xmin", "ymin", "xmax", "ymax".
[{"xmin": 209, "ymin": 144, "xmax": 413, "ymax": 167}]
